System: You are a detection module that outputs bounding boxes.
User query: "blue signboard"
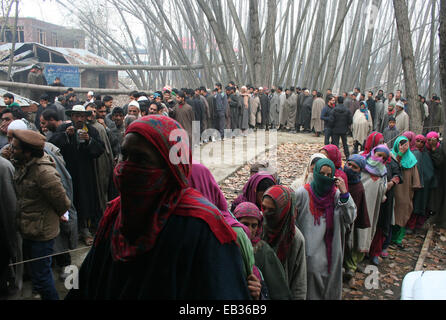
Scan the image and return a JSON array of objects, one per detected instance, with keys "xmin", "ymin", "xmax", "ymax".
[{"xmin": 44, "ymin": 64, "xmax": 80, "ymax": 88}]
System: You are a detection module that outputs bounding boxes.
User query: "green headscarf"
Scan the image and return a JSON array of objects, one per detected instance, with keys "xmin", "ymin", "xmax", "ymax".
[
  {"xmin": 311, "ymin": 158, "xmax": 336, "ymax": 198},
  {"xmin": 392, "ymin": 136, "xmax": 418, "ymax": 169}
]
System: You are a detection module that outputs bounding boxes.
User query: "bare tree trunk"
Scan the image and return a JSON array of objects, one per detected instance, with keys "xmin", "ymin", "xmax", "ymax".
[
  {"xmin": 440, "ymin": 0, "xmax": 446, "ymax": 134},
  {"xmin": 7, "ymin": 0, "xmax": 18, "ymax": 81},
  {"xmin": 227, "ymin": 0, "xmax": 254, "ymax": 84},
  {"xmin": 322, "ymin": 0, "xmax": 348, "ymax": 92},
  {"xmin": 262, "ymin": 0, "xmax": 277, "ymax": 88},
  {"xmin": 359, "ymin": 0, "xmax": 382, "ymax": 91},
  {"xmin": 429, "ymin": 0, "xmax": 437, "ymax": 98},
  {"xmin": 304, "ymin": 0, "xmax": 327, "ymax": 89},
  {"xmin": 393, "ymin": 0, "xmax": 422, "ymax": 133},
  {"xmin": 340, "ymin": 1, "xmax": 364, "ymax": 92}
]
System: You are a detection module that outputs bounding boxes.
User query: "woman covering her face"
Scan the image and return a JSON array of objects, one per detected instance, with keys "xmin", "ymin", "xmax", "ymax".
[{"xmin": 295, "ymin": 159, "xmax": 356, "ymax": 300}]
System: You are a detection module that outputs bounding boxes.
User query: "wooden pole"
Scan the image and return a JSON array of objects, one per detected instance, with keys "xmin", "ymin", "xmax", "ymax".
[{"xmin": 0, "ymin": 80, "xmax": 135, "ymax": 95}]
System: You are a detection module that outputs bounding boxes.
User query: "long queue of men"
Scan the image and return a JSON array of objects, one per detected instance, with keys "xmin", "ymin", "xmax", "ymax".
[{"xmin": 0, "ymin": 82, "xmax": 445, "ymax": 301}]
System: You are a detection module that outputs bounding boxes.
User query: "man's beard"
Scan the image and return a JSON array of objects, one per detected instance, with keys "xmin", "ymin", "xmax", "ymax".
[{"xmin": 74, "ymin": 121, "xmax": 85, "ymax": 129}]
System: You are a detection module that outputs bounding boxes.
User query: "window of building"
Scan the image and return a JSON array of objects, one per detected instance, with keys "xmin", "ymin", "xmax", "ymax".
[
  {"xmin": 0, "ymin": 26, "xmax": 23, "ymax": 42},
  {"xmin": 16, "ymin": 26, "xmax": 24, "ymax": 42},
  {"xmin": 52, "ymin": 32, "xmax": 58, "ymax": 46},
  {"xmin": 37, "ymin": 28, "xmax": 46, "ymax": 45}
]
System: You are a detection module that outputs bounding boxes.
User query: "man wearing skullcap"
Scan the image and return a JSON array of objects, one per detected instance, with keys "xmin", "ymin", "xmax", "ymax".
[
  {"xmin": 49, "ymin": 105, "xmax": 105, "ymax": 246},
  {"xmin": 10, "ymin": 129, "xmax": 70, "ymax": 300}
]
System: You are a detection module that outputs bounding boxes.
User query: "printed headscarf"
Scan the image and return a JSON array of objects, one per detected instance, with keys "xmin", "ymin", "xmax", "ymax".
[
  {"xmin": 402, "ymin": 131, "xmax": 417, "ymax": 151},
  {"xmin": 392, "ymin": 136, "xmax": 418, "ymax": 169},
  {"xmin": 234, "ymin": 202, "xmax": 263, "ymax": 245},
  {"xmin": 95, "ymin": 116, "xmax": 236, "ymax": 262},
  {"xmin": 360, "ymin": 101, "xmax": 369, "ymax": 120},
  {"xmin": 262, "ymin": 185, "xmax": 296, "ymax": 263},
  {"xmin": 365, "ymin": 145, "xmax": 390, "ymax": 177},
  {"xmin": 362, "ymin": 132, "xmax": 384, "ymax": 157}
]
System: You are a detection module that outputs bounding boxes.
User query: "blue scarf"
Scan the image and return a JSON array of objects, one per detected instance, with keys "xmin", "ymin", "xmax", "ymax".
[{"xmin": 360, "ymin": 101, "xmax": 369, "ymax": 120}]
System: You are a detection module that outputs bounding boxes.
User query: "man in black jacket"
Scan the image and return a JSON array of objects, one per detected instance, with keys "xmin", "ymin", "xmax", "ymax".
[
  {"xmin": 329, "ymin": 96, "xmax": 352, "ymax": 159},
  {"xmin": 321, "ymin": 95, "xmax": 336, "ymax": 145},
  {"xmin": 49, "ymin": 105, "xmax": 105, "ymax": 245}
]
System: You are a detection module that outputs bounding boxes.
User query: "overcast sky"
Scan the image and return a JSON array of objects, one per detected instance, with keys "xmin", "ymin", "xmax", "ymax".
[{"xmin": 19, "ymin": 0, "xmax": 70, "ymax": 26}]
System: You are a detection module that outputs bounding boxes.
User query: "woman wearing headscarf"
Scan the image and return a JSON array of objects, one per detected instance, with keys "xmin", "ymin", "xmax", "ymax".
[
  {"xmin": 65, "ymin": 116, "xmax": 251, "ymax": 300},
  {"xmin": 361, "ymin": 132, "xmax": 384, "ymax": 157},
  {"xmin": 391, "ymin": 136, "xmax": 421, "ymax": 247},
  {"xmin": 320, "ymin": 145, "xmax": 349, "ymax": 191},
  {"xmin": 369, "ymin": 143, "xmax": 403, "ymax": 260},
  {"xmin": 367, "ymin": 144, "xmax": 403, "ymax": 264},
  {"xmin": 406, "ymin": 134, "xmax": 436, "ymax": 233},
  {"xmin": 262, "ymin": 185, "xmax": 307, "ymax": 300},
  {"xmin": 231, "ymin": 172, "xmax": 276, "ymax": 212},
  {"xmin": 234, "ymin": 202, "xmax": 292, "ymax": 300},
  {"xmin": 189, "ymin": 161, "xmax": 262, "ymax": 299},
  {"xmin": 356, "ymin": 145, "xmax": 389, "ymax": 266},
  {"xmin": 402, "ymin": 131, "xmax": 417, "ymax": 151},
  {"xmin": 352, "ymin": 101, "xmax": 373, "ymax": 154},
  {"xmin": 343, "ymin": 155, "xmax": 370, "ymax": 282},
  {"xmin": 295, "ymin": 159, "xmax": 356, "ymax": 300},
  {"xmin": 290, "ymin": 153, "xmax": 327, "ymax": 191}
]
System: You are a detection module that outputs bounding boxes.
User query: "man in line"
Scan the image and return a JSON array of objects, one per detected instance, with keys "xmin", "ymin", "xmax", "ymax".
[
  {"xmin": 11, "ymin": 129, "xmax": 70, "ymax": 300},
  {"xmin": 395, "ymin": 101, "xmax": 410, "ymax": 134},
  {"xmin": 85, "ymin": 103, "xmax": 114, "ymax": 218},
  {"xmin": 269, "ymin": 88, "xmax": 280, "ymax": 130},
  {"xmin": 300, "ymin": 90, "xmax": 313, "ymax": 133},
  {"xmin": 321, "ymin": 95, "xmax": 336, "ymax": 145},
  {"xmin": 329, "ymin": 96, "xmax": 352, "ymax": 159},
  {"xmin": 170, "ymin": 91, "xmax": 195, "ymax": 146},
  {"xmin": 49, "ymin": 105, "xmax": 105, "ymax": 246},
  {"xmin": 311, "ymin": 92, "xmax": 325, "ymax": 137},
  {"xmin": 259, "ymin": 87, "xmax": 270, "ymax": 130},
  {"xmin": 214, "ymin": 83, "xmax": 228, "ymax": 139},
  {"xmin": 286, "ymin": 87, "xmax": 298, "ymax": 133}
]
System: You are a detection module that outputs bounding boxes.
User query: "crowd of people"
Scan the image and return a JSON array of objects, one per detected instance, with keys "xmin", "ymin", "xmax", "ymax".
[{"xmin": 0, "ymin": 81, "xmax": 445, "ymax": 301}]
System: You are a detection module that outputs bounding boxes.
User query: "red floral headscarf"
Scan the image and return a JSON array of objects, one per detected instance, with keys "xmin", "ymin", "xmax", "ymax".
[
  {"xmin": 95, "ymin": 116, "xmax": 236, "ymax": 262},
  {"xmin": 262, "ymin": 185, "xmax": 297, "ymax": 263}
]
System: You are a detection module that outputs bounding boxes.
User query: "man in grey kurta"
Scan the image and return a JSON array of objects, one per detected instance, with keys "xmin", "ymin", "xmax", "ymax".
[
  {"xmin": 295, "ymin": 188, "xmax": 357, "ymax": 300},
  {"xmin": 286, "ymin": 88, "xmax": 298, "ymax": 132},
  {"xmin": 278, "ymin": 88, "xmax": 287, "ymax": 130},
  {"xmin": 269, "ymin": 90, "xmax": 280, "ymax": 129}
]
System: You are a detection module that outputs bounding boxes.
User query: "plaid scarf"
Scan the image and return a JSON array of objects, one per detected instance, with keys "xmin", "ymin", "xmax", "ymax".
[{"xmin": 94, "ymin": 116, "xmax": 236, "ymax": 262}]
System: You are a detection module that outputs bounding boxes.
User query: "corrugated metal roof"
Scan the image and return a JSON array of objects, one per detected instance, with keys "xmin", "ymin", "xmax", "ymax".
[{"xmin": 0, "ymin": 42, "xmax": 114, "ymax": 66}]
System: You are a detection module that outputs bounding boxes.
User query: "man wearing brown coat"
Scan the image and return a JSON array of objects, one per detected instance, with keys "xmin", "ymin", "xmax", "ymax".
[{"xmin": 10, "ymin": 129, "xmax": 71, "ymax": 300}]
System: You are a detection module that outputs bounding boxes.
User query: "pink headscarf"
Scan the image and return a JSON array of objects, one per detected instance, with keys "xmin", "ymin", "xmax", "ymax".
[
  {"xmin": 415, "ymin": 135, "xmax": 426, "ymax": 151},
  {"xmin": 234, "ymin": 202, "xmax": 263, "ymax": 245},
  {"xmin": 231, "ymin": 173, "xmax": 277, "ymax": 211},
  {"xmin": 189, "ymin": 161, "xmax": 250, "ymax": 236},
  {"xmin": 426, "ymin": 132, "xmax": 440, "ymax": 151},
  {"xmin": 402, "ymin": 131, "xmax": 417, "ymax": 151}
]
